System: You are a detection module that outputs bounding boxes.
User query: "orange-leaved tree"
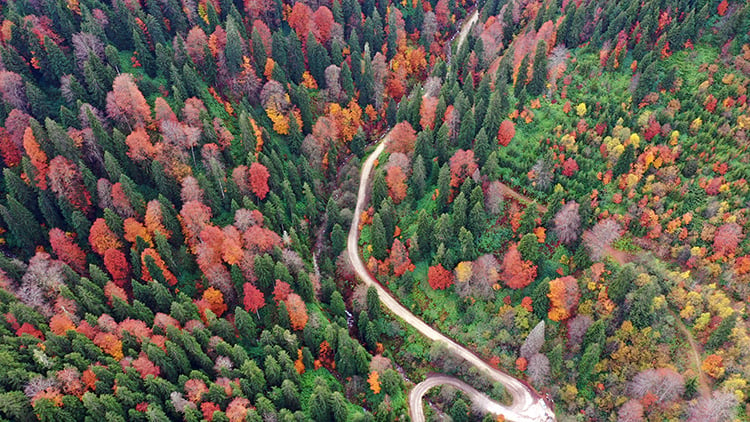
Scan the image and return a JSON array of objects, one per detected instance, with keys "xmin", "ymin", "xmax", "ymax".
[
  {"xmin": 547, "ymin": 276, "xmax": 579, "ymax": 321},
  {"xmin": 286, "ymin": 293, "xmax": 308, "ymax": 331},
  {"xmin": 22, "ymin": 127, "xmax": 48, "ymax": 189},
  {"xmin": 88, "ymin": 218, "xmax": 123, "ymax": 255},
  {"xmin": 501, "ymin": 244, "xmax": 537, "ymax": 289},
  {"xmin": 368, "ymin": 371, "xmax": 381, "ymax": 394}
]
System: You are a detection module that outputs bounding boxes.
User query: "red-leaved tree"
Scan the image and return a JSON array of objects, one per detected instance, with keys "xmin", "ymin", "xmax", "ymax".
[
  {"xmin": 104, "ymin": 248, "xmax": 131, "ymax": 291},
  {"xmin": 390, "ymin": 238, "xmax": 415, "ymax": 277},
  {"xmin": 449, "ymin": 149, "xmax": 478, "ymax": 188},
  {"xmin": 713, "ymin": 223, "xmax": 743, "ymax": 256},
  {"xmin": 248, "ymin": 162, "xmax": 270, "ymax": 200},
  {"xmin": 501, "ymin": 244, "xmax": 537, "ymax": 289},
  {"xmin": 312, "ymin": 6, "xmax": 335, "ymax": 45},
  {"xmin": 49, "ymin": 229, "xmax": 87, "ymax": 275},
  {"xmin": 562, "ymin": 157, "xmax": 579, "ymax": 176},
  {"xmin": 0, "ymin": 128, "xmax": 22, "ymax": 167},
  {"xmin": 428, "ymin": 263, "xmax": 454, "ymax": 290},
  {"xmin": 497, "ymin": 120, "xmax": 516, "ymax": 146},
  {"xmin": 273, "ymin": 280, "xmax": 292, "ymax": 304},
  {"xmin": 243, "ymin": 282, "xmax": 265, "ymax": 316}
]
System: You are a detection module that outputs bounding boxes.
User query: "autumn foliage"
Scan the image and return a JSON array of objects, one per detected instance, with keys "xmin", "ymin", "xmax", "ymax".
[
  {"xmin": 49, "ymin": 229, "xmax": 87, "ymax": 274},
  {"xmin": 547, "ymin": 276, "xmax": 580, "ymax": 321},
  {"xmin": 89, "ymin": 218, "xmax": 123, "ymax": 255},
  {"xmin": 243, "ymin": 282, "xmax": 265, "ymax": 315},
  {"xmin": 428, "ymin": 263, "xmax": 454, "ymax": 290},
  {"xmin": 248, "ymin": 162, "xmax": 270, "ymax": 200},
  {"xmin": 501, "ymin": 244, "xmax": 537, "ymax": 289},
  {"xmin": 368, "ymin": 371, "xmax": 381, "ymax": 394},
  {"xmin": 449, "ymin": 149, "xmax": 478, "ymax": 188},
  {"xmin": 387, "ymin": 122, "xmax": 417, "ymax": 154},
  {"xmin": 286, "ymin": 293, "xmax": 308, "ymax": 331},
  {"xmin": 497, "ymin": 120, "xmax": 516, "ymax": 146},
  {"xmin": 104, "ymin": 248, "xmax": 131, "ymax": 290},
  {"xmin": 22, "ymin": 127, "xmax": 48, "ymax": 190},
  {"xmin": 385, "ymin": 166, "xmax": 407, "ymax": 204}
]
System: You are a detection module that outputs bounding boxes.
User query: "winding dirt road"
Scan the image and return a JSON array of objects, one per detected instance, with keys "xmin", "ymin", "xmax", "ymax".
[{"xmin": 346, "ymin": 139, "xmax": 556, "ymax": 421}]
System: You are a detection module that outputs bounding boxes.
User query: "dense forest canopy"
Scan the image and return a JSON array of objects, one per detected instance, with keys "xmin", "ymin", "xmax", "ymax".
[{"xmin": 0, "ymin": 0, "xmax": 748, "ymax": 420}]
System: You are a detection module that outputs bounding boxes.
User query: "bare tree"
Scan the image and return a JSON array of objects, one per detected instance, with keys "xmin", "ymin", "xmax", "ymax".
[
  {"xmin": 687, "ymin": 391, "xmax": 737, "ymax": 422},
  {"xmin": 617, "ymin": 399, "xmax": 644, "ymax": 422},
  {"xmin": 627, "ymin": 368, "xmax": 684, "ymax": 404},
  {"xmin": 520, "ymin": 320, "xmax": 546, "ymax": 359},
  {"xmin": 554, "ymin": 201, "xmax": 581, "ymax": 245},
  {"xmin": 72, "ymin": 32, "xmax": 105, "ymax": 69},
  {"xmin": 583, "ymin": 218, "xmax": 622, "ymax": 261},
  {"xmin": 485, "ymin": 181, "xmax": 505, "ymax": 216},
  {"xmin": 527, "ymin": 353, "xmax": 550, "ymax": 387}
]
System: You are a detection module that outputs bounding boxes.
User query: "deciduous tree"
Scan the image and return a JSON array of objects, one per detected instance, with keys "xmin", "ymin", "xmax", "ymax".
[
  {"xmin": 49, "ymin": 229, "xmax": 87, "ymax": 275},
  {"xmin": 385, "ymin": 166, "xmax": 407, "ymax": 204},
  {"xmin": 627, "ymin": 368, "xmax": 684, "ymax": 404},
  {"xmin": 248, "ymin": 162, "xmax": 270, "ymax": 200},
  {"xmin": 713, "ymin": 222, "xmax": 742, "ymax": 256},
  {"xmin": 497, "ymin": 120, "xmax": 516, "ymax": 146},
  {"xmin": 89, "ymin": 218, "xmax": 123, "ymax": 255},
  {"xmin": 104, "ymin": 248, "xmax": 131, "ymax": 290},
  {"xmin": 501, "ymin": 244, "xmax": 537, "ymax": 289},
  {"xmin": 387, "ymin": 122, "xmax": 417, "ymax": 154},
  {"xmin": 554, "ymin": 201, "xmax": 581, "ymax": 245},
  {"xmin": 449, "ymin": 149, "xmax": 478, "ymax": 189},
  {"xmin": 428, "ymin": 263, "xmax": 454, "ymax": 290},
  {"xmin": 105, "ymin": 74, "xmax": 151, "ymax": 129},
  {"xmin": 23, "ymin": 127, "xmax": 48, "ymax": 190},
  {"xmin": 48, "ymin": 156, "xmax": 92, "ymax": 214},
  {"xmin": 243, "ymin": 282, "xmax": 265, "ymax": 316},
  {"xmin": 547, "ymin": 276, "xmax": 579, "ymax": 321},
  {"xmin": 582, "ymin": 218, "xmax": 621, "ymax": 261},
  {"xmin": 286, "ymin": 293, "xmax": 308, "ymax": 330}
]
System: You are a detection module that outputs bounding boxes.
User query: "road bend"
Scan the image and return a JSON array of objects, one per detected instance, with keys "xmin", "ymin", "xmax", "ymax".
[{"xmin": 346, "ymin": 139, "xmax": 556, "ymax": 422}]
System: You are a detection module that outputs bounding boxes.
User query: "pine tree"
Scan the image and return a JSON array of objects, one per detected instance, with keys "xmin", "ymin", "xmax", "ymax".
[
  {"xmin": 225, "ymin": 19, "xmax": 245, "ymax": 75},
  {"xmin": 307, "ymin": 34, "xmax": 331, "ymax": 88},
  {"xmin": 370, "ymin": 213, "xmax": 387, "ymax": 261},
  {"xmin": 1, "ymin": 195, "xmax": 44, "ymax": 251},
  {"xmin": 527, "ymin": 41, "xmax": 548, "ymax": 96},
  {"xmin": 287, "ymin": 34, "xmax": 305, "ymax": 84},
  {"xmin": 44, "ymin": 37, "xmax": 72, "ymax": 81},
  {"xmin": 457, "ymin": 108, "xmax": 475, "ymax": 150}
]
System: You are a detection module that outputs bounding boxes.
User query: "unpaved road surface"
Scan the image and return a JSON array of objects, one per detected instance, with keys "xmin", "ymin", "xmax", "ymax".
[{"xmin": 346, "ymin": 139, "xmax": 556, "ymax": 422}]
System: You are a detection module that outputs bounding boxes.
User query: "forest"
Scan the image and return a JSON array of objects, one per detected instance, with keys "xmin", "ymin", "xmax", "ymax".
[{"xmin": 0, "ymin": 0, "xmax": 748, "ymax": 420}]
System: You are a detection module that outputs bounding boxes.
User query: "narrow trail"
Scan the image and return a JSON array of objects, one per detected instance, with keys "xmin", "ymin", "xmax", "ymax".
[
  {"xmin": 606, "ymin": 250, "xmax": 710, "ymax": 397},
  {"xmin": 672, "ymin": 310, "xmax": 711, "ymax": 397}
]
